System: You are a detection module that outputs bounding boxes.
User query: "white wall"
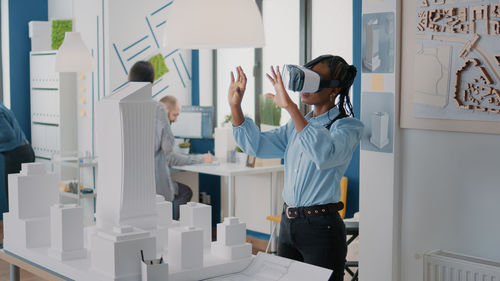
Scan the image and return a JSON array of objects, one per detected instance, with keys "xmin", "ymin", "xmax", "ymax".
[
  {"xmin": 48, "ymin": 0, "xmax": 73, "ymax": 20},
  {"xmin": 311, "ymin": 0, "xmax": 353, "ymax": 64},
  {"xmin": 399, "ymin": 129, "xmax": 500, "ymax": 281}
]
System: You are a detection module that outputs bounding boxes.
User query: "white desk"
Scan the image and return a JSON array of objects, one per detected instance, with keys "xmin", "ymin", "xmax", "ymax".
[{"xmin": 173, "ymin": 163, "xmax": 284, "ymax": 252}]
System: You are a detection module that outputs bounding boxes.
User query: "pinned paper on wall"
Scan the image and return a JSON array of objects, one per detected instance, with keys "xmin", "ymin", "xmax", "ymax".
[
  {"xmin": 78, "ymin": 73, "xmax": 86, "ymax": 80},
  {"xmin": 78, "ymin": 96, "xmax": 86, "ymax": 105},
  {"xmin": 79, "ymin": 108, "xmax": 86, "ymax": 117},
  {"xmin": 149, "ymin": 53, "xmax": 169, "ymax": 81},
  {"xmin": 371, "ymin": 74, "xmax": 384, "ymax": 91},
  {"xmin": 79, "ymin": 84, "xmax": 86, "ymax": 93}
]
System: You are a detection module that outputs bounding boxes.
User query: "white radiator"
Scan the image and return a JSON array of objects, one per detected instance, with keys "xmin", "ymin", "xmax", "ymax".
[{"xmin": 424, "ymin": 250, "xmax": 500, "ymax": 281}]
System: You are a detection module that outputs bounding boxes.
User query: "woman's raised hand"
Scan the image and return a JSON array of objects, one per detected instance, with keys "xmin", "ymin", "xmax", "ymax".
[
  {"xmin": 228, "ymin": 66, "xmax": 247, "ymax": 108},
  {"xmin": 265, "ymin": 66, "xmax": 295, "ymax": 110}
]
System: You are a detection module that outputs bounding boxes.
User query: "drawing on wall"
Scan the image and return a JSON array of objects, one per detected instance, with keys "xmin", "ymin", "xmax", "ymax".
[
  {"xmin": 413, "ymin": 0, "xmax": 500, "ymax": 121},
  {"xmin": 361, "ymin": 92, "xmax": 394, "ymax": 154},
  {"xmin": 362, "ymin": 12, "xmax": 395, "ymax": 73},
  {"xmin": 108, "ymin": 1, "xmax": 192, "ymax": 102}
]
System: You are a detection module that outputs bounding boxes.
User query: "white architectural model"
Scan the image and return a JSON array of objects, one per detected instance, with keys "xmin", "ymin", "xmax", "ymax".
[
  {"xmin": 3, "ymin": 82, "xmax": 252, "ymax": 281},
  {"xmin": 212, "ymin": 217, "xmax": 252, "ymax": 260},
  {"xmin": 180, "ymin": 202, "xmax": 212, "ymax": 248},
  {"xmin": 3, "ymin": 163, "xmax": 58, "ymax": 249},
  {"xmin": 363, "ymin": 18, "xmax": 381, "ymax": 72},
  {"xmin": 370, "ymin": 112, "xmax": 390, "ymax": 149},
  {"xmin": 49, "ymin": 204, "xmax": 86, "ymax": 261},
  {"xmin": 168, "ymin": 226, "xmax": 204, "ymax": 270}
]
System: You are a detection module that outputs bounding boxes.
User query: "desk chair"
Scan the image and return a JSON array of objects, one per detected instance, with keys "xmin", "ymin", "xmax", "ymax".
[{"xmin": 344, "ymin": 221, "xmax": 359, "ymax": 281}]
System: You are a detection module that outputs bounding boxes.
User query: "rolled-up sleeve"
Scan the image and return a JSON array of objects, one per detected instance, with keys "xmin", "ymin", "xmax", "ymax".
[
  {"xmin": 233, "ymin": 117, "xmax": 289, "ymax": 159},
  {"xmin": 298, "ymin": 118, "xmax": 364, "ymax": 170}
]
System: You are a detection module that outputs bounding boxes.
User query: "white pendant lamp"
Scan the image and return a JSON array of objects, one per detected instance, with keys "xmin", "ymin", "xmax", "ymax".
[
  {"xmin": 163, "ymin": 0, "xmax": 265, "ymax": 49},
  {"xmin": 55, "ymin": 32, "xmax": 94, "ymax": 72}
]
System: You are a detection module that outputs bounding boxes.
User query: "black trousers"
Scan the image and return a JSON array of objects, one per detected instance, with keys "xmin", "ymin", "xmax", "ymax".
[
  {"xmin": 2, "ymin": 143, "xmax": 35, "ymax": 209},
  {"xmin": 172, "ymin": 182, "xmax": 193, "ymax": 220},
  {"xmin": 278, "ymin": 208, "xmax": 347, "ymax": 281}
]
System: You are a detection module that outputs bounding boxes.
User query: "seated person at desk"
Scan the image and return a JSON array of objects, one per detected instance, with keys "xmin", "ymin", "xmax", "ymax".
[
  {"xmin": 0, "ymin": 102, "xmax": 35, "ymax": 209},
  {"xmin": 128, "ymin": 61, "xmax": 213, "ymax": 219}
]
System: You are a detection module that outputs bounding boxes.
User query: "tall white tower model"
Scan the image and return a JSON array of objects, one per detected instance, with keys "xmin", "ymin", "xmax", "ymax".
[
  {"xmin": 370, "ymin": 111, "xmax": 390, "ymax": 149},
  {"xmin": 91, "ymin": 82, "xmax": 157, "ymax": 280},
  {"xmin": 363, "ymin": 18, "xmax": 381, "ymax": 72},
  {"xmin": 95, "ymin": 82, "xmax": 158, "ymax": 230}
]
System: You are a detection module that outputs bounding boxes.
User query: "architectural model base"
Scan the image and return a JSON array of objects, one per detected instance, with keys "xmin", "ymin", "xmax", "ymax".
[
  {"xmin": 2, "ymin": 242, "xmax": 252, "ymax": 281},
  {"xmin": 48, "ymin": 248, "xmax": 87, "ymax": 261}
]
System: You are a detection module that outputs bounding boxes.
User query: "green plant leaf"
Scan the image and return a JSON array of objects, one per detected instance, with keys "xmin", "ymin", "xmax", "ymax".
[{"xmin": 52, "ymin": 20, "xmax": 73, "ymax": 50}]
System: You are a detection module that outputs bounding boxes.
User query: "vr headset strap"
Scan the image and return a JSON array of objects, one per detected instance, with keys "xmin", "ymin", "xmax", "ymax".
[
  {"xmin": 319, "ymin": 80, "xmax": 342, "ymax": 89},
  {"xmin": 325, "ymin": 112, "xmax": 348, "ymax": 130}
]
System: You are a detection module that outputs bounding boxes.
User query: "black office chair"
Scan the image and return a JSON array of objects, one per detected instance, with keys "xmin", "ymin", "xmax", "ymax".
[{"xmin": 344, "ymin": 221, "xmax": 359, "ymax": 281}]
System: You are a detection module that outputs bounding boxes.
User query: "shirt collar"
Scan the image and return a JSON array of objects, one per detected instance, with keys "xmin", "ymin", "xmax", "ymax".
[{"xmin": 305, "ymin": 106, "xmax": 341, "ymax": 127}]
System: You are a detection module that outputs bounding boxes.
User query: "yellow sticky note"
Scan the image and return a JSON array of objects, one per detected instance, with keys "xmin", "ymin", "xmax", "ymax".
[
  {"xmin": 79, "ymin": 84, "xmax": 86, "ymax": 93},
  {"xmin": 371, "ymin": 74, "xmax": 384, "ymax": 91},
  {"xmin": 79, "ymin": 108, "xmax": 86, "ymax": 117},
  {"xmin": 78, "ymin": 96, "xmax": 87, "ymax": 105}
]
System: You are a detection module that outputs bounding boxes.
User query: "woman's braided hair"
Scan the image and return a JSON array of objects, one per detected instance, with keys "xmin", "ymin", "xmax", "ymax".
[{"xmin": 306, "ymin": 55, "xmax": 357, "ymax": 117}]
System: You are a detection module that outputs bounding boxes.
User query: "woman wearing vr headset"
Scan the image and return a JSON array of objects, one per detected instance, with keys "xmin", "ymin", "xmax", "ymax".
[{"xmin": 228, "ymin": 55, "xmax": 363, "ymax": 281}]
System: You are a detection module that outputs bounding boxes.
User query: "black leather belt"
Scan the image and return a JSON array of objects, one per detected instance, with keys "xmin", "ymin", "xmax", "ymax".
[{"xmin": 284, "ymin": 202, "xmax": 344, "ymax": 219}]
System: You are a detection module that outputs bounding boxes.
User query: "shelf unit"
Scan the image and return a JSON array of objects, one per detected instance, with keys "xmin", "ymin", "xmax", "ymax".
[
  {"xmin": 51, "ymin": 151, "xmax": 97, "ymax": 226},
  {"xmin": 30, "ymin": 51, "xmax": 96, "ymax": 225},
  {"xmin": 30, "ymin": 51, "xmax": 77, "ymax": 169}
]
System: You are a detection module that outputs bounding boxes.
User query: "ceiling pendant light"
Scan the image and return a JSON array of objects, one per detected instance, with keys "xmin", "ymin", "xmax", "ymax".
[
  {"xmin": 163, "ymin": 0, "xmax": 265, "ymax": 49},
  {"xmin": 55, "ymin": 32, "xmax": 94, "ymax": 72}
]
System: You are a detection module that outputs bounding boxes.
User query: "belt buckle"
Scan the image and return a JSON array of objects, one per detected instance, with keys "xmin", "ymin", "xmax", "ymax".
[{"xmin": 286, "ymin": 205, "xmax": 296, "ymax": 219}]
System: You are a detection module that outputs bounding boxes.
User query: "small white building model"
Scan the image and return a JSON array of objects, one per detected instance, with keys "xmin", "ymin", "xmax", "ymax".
[
  {"xmin": 49, "ymin": 204, "xmax": 86, "ymax": 261},
  {"xmin": 370, "ymin": 111, "xmax": 390, "ymax": 149},
  {"xmin": 3, "ymin": 163, "xmax": 58, "ymax": 249},
  {"xmin": 180, "ymin": 202, "xmax": 212, "ymax": 248},
  {"xmin": 363, "ymin": 18, "xmax": 381, "ymax": 72},
  {"xmin": 167, "ymin": 226, "xmax": 204, "ymax": 271},
  {"xmin": 212, "ymin": 217, "xmax": 252, "ymax": 260}
]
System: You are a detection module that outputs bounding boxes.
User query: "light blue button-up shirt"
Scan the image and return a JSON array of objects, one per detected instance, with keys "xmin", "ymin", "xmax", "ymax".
[{"xmin": 233, "ymin": 106, "xmax": 364, "ymax": 207}]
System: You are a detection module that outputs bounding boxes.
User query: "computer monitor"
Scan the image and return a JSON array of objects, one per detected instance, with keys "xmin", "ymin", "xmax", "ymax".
[{"xmin": 170, "ymin": 106, "xmax": 214, "ymax": 139}]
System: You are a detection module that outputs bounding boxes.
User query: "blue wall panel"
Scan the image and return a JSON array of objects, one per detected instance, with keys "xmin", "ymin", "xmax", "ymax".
[
  {"xmin": 344, "ymin": 0, "xmax": 362, "ymax": 219},
  {"xmin": 8, "ymin": 0, "xmax": 48, "ymax": 142}
]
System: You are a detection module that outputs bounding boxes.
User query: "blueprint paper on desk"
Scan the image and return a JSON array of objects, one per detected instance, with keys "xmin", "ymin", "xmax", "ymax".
[{"xmin": 205, "ymin": 252, "xmax": 332, "ymax": 281}]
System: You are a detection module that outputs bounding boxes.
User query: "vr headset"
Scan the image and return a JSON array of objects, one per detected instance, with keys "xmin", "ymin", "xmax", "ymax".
[{"xmin": 281, "ymin": 55, "xmax": 345, "ymax": 93}]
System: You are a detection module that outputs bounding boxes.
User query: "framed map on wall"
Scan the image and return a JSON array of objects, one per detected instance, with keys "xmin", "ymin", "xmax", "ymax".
[{"xmin": 401, "ymin": 0, "xmax": 500, "ymax": 134}]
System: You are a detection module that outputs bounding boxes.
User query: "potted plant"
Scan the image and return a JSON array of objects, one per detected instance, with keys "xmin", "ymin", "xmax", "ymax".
[
  {"xmin": 234, "ymin": 146, "xmax": 247, "ymax": 167},
  {"xmin": 260, "ymin": 95, "xmax": 281, "ymax": 132},
  {"xmin": 222, "ymin": 114, "xmax": 233, "ymax": 127},
  {"xmin": 178, "ymin": 142, "xmax": 190, "ymax": 154}
]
